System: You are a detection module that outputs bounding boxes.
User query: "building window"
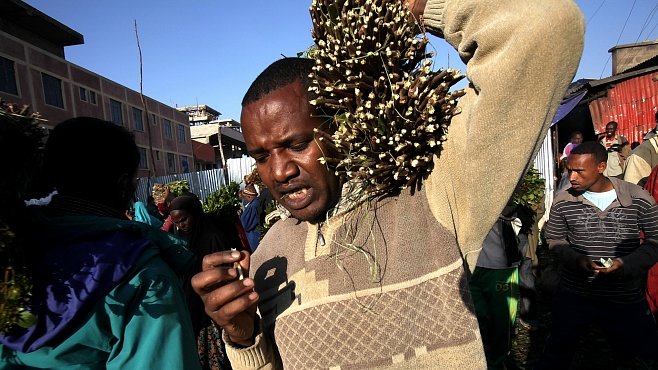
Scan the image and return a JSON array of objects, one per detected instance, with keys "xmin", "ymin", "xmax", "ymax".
[
  {"xmin": 132, "ymin": 107, "xmax": 144, "ymax": 131},
  {"xmin": 163, "ymin": 119, "xmax": 173, "ymax": 140},
  {"xmin": 151, "ymin": 113, "xmax": 157, "ymax": 126},
  {"xmin": 155, "ymin": 150, "xmax": 160, "ymax": 160},
  {"xmin": 138, "ymin": 147, "xmax": 148, "ymax": 169},
  {"xmin": 41, "ymin": 73, "xmax": 64, "ymax": 108},
  {"xmin": 181, "ymin": 155, "xmax": 190, "ymax": 173},
  {"xmin": 167, "ymin": 153, "xmax": 176, "ymax": 173},
  {"xmin": 110, "ymin": 99, "xmax": 122, "ymax": 125},
  {"xmin": 177, "ymin": 124, "xmax": 186, "ymax": 143},
  {"xmin": 0, "ymin": 56, "xmax": 18, "ymax": 95},
  {"xmin": 79, "ymin": 86, "xmax": 87, "ymax": 102},
  {"xmin": 89, "ymin": 90, "xmax": 97, "ymax": 105}
]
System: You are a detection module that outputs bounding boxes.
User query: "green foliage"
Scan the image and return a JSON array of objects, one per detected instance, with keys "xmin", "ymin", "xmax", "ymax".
[
  {"xmin": 203, "ymin": 182, "xmax": 241, "ymax": 219},
  {"xmin": 297, "ymin": 44, "xmax": 318, "ymax": 59},
  {"xmin": 166, "ymin": 180, "xmax": 190, "ymax": 196},
  {"xmin": 0, "ymin": 100, "xmax": 45, "ymax": 334},
  {"xmin": 0, "ymin": 269, "xmax": 35, "ymax": 333},
  {"xmin": 512, "ymin": 168, "xmax": 545, "ymax": 209}
]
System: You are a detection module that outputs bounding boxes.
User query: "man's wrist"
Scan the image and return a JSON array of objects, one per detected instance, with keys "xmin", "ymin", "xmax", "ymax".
[
  {"xmin": 230, "ymin": 337, "xmax": 256, "ymax": 348},
  {"xmin": 228, "ymin": 316, "xmax": 261, "ymax": 348}
]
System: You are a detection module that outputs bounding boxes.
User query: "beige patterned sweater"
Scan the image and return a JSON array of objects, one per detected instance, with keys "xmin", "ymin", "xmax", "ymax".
[{"xmin": 224, "ymin": 0, "xmax": 584, "ymax": 368}]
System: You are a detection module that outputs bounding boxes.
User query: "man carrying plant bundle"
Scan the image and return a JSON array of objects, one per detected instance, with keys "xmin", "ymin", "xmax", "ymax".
[{"xmin": 192, "ymin": 0, "xmax": 584, "ymax": 368}]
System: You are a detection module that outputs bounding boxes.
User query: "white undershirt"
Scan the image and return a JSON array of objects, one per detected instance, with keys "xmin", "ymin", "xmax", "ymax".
[{"xmin": 583, "ymin": 188, "xmax": 617, "ymax": 211}]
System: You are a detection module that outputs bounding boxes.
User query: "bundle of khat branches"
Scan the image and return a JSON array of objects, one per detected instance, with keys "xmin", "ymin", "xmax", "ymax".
[{"xmin": 309, "ymin": 0, "xmax": 465, "ymax": 196}]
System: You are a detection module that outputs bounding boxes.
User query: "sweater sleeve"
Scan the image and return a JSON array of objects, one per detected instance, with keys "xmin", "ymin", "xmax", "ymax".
[
  {"xmin": 105, "ymin": 256, "xmax": 202, "ymax": 370},
  {"xmin": 223, "ymin": 331, "xmax": 282, "ymax": 370},
  {"xmin": 423, "ymin": 0, "xmax": 585, "ymax": 271}
]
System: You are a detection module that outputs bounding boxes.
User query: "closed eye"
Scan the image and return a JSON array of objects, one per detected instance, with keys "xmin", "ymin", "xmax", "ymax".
[
  {"xmin": 290, "ymin": 141, "xmax": 311, "ymax": 152},
  {"xmin": 252, "ymin": 153, "xmax": 269, "ymax": 164}
]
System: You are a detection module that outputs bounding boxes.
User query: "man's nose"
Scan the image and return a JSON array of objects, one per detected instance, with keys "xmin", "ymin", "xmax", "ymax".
[{"xmin": 270, "ymin": 153, "xmax": 298, "ymax": 184}]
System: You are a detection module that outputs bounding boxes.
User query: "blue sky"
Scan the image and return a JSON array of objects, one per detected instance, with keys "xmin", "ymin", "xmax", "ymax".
[{"xmin": 23, "ymin": 0, "xmax": 658, "ymax": 121}]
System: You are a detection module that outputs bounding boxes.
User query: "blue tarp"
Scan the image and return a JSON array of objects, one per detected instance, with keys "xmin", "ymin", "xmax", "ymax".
[{"xmin": 550, "ymin": 90, "xmax": 587, "ymax": 126}]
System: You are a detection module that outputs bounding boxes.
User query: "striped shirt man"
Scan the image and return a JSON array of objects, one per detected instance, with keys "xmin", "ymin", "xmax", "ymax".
[{"xmin": 545, "ymin": 177, "xmax": 658, "ymax": 303}]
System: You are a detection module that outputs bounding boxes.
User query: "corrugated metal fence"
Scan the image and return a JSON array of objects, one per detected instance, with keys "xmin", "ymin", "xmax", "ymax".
[
  {"xmin": 589, "ymin": 72, "xmax": 658, "ymax": 143},
  {"xmin": 135, "ymin": 156, "xmax": 255, "ymax": 202}
]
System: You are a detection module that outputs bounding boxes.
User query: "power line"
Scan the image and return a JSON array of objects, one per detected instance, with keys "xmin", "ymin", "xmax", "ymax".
[
  {"xmin": 614, "ymin": 0, "xmax": 637, "ymax": 48},
  {"xmin": 635, "ymin": 2, "xmax": 658, "ymax": 42},
  {"xmin": 600, "ymin": 0, "xmax": 637, "ymax": 78},
  {"xmin": 646, "ymin": 21, "xmax": 658, "ymax": 41},
  {"xmin": 587, "ymin": 0, "xmax": 606, "ymax": 26}
]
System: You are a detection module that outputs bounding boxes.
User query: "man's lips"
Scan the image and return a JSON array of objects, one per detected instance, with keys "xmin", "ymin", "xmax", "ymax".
[
  {"xmin": 278, "ymin": 187, "xmax": 312, "ymax": 209},
  {"xmin": 279, "ymin": 187, "xmax": 308, "ymax": 201}
]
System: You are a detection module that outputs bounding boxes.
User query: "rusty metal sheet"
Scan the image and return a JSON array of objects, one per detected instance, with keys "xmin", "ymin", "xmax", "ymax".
[{"xmin": 588, "ymin": 72, "xmax": 658, "ymax": 144}]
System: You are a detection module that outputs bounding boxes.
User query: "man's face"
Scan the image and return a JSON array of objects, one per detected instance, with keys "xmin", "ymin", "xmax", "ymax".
[
  {"xmin": 605, "ymin": 123, "xmax": 616, "ymax": 138},
  {"xmin": 241, "ymin": 80, "xmax": 341, "ymax": 222},
  {"xmin": 567, "ymin": 154, "xmax": 606, "ymax": 192},
  {"xmin": 571, "ymin": 134, "xmax": 583, "ymax": 144}
]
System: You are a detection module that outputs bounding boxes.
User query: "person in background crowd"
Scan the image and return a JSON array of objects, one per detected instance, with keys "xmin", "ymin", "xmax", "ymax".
[
  {"xmin": 642, "ymin": 166, "xmax": 658, "ymax": 321},
  {"xmin": 0, "ymin": 117, "xmax": 201, "ymax": 369},
  {"xmin": 556, "ymin": 131, "xmax": 584, "ymax": 194},
  {"xmin": 160, "ymin": 191, "xmax": 177, "ymax": 232},
  {"xmin": 190, "ymin": 0, "xmax": 584, "ymax": 368},
  {"xmin": 146, "ymin": 195, "xmax": 164, "ymax": 221},
  {"xmin": 623, "ymin": 126, "xmax": 658, "ymax": 186},
  {"xmin": 469, "ymin": 201, "xmax": 531, "ymax": 369},
  {"xmin": 239, "ymin": 184, "xmax": 264, "ymax": 252},
  {"xmin": 538, "ymin": 141, "xmax": 658, "ymax": 369},
  {"xmin": 560, "ymin": 131, "xmax": 583, "ymax": 161},
  {"xmin": 598, "ymin": 121, "xmax": 629, "ymax": 178},
  {"xmin": 169, "ymin": 193, "xmax": 243, "ymax": 370},
  {"xmin": 127, "ymin": 197, "xmax": 164, "ymax": 228},
  {"xmin": 239, "ymin": 185, "xmax": 252, "ymax": 208}
]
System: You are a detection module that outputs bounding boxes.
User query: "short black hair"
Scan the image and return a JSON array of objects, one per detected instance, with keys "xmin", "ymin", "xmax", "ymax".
[
  {"xmin": 570, "ymin": 141, "xmax": 608, "ymax": 164},
  {"xmin": 242, "ymin": 58, "xmax": 315, "ymax": 107},
  {"xmin": 570, "ymin": 131, "xmax": 582, "ymax": 138},
  {"xmin": 44, "ymin": 117, "xmax": 140, "ymax": 199},
  {"xmin": 606, "ymin": 121, "xmax": 618, "ymax": 129}
]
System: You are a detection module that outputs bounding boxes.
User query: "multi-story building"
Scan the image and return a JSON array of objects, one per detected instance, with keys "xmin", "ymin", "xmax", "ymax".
[
  {"xmin": 177, "ymin": 104, "xmax": 247, "ymax": 169},
  {"xmin": 0, "ymin": 0, "xmax": 193, "ymax": 178}
]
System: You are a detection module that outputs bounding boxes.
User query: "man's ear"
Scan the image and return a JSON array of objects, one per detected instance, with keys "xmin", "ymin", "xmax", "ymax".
[{"xmin": 597, "ymin": 161, "xmax": 607, "ymax": 174}]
